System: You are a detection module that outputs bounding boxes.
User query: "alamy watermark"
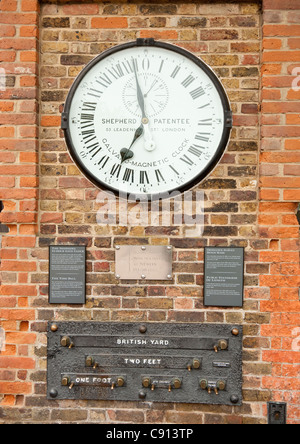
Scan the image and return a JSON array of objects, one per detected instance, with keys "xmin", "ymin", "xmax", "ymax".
[
  {"xmin": 0, "ymin": 327, "xmax": 5, "ymax": 352},
  {"xmin": 292, "ymin": 327, "xmax": 300, "ymax": 352},
  {"xmin": 96, "ymin": 189, "xmax": 205, "ymax": 236},
  {"xmin": 0, "ymin": 68, "xmax": 6, "ymax": 91},
  {"xmin": 292, "ymin": 67, "xmax": 300, "ymax": 91}
]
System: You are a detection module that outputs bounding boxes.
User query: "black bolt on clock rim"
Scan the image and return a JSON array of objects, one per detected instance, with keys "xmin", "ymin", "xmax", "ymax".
[{"xmin": 62, "ymin": 39, "xmax": 232, "ymax": 202}]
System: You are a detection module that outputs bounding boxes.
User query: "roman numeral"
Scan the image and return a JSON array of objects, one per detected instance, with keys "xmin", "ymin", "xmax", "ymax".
[
  {"xmin": 188, "ymin": 144, "xmax": 203, "ymax": 157},
  {"xmin": 123, "ymin": 168, "xmax": 134, "ymax": 182},
  {"xmin": 180, "ymin": 154, "xmax": 194, "ymax": 166},
  {"xmin": 198, "ymin": 118, "xmax": 213, "ymax": 126},
  {"xmin": 190, "ymin": 86, "xmax": 205, "ymax": 100},
  {"xmin": 82, "ymin": 129, "xmax": 95, "ymax": 138},
  {"xmin": 142, "ymin": 58, "xmax": 150, "ymax": 71},
  {"xmin": 87, "ymin": 142, "xmax": 100, "ymax": 154},
  {"xmin": 80, "ymin": 113, "xmax": 94, "ymax": 122},
  {"xmin": 195, "ymin": 132, "xmax": 210, "ymax": 143},
  {"xmin": 121, "ymin": 60, "xmax": 132, "ymax": 74},
  {"xmin": 108, "ymin": 64, "xmax": 125, "ymax": 79},
  {"xmin": 140, "ymin": 170, "xmax": 149, "ymax": 184},
  {"xmin": 82, "ymin": 102, "xmax": 97, "ymax": 111},
  {"xmin": 171, "ymin": 65, "xmax": 181, "ymax": 78},
  {"xmin": 97, "ymin": 155, "xmax": 109, "ymax": 169},
  {"xmin": 131, "ymin": 58, "xmax": 139, "ymax": 72},
  {"xmin": 110, "ymin": 163, "xmax": 121, "ymax": 178},
  {"xmin": 159, "ymin": 60, "xmax": 165, "ymax": 73},
  {"xmin": 182, "ymin": 75, "xmax": 195, "ymax": 88},
  {"xmin": 198, "ymin": 103, "xmax": 210, "ymax": 109},
  {"xmin": 87, "ymin": 88, "xmax": 103, "ymax": 99},
  {"xmin": 82, "ymin": 128, "xmax": 96, "ymax": 144},
  {"xmin": 169, "ymin": 165, "xmax": 179, "ymax": 176},
  {"xmin": 155, "ymin": 169, "xmax": 165, "ymax": 183},
  {"xmin": 96, "ymin": 73, "xmax": 112, "ymax": 88}
]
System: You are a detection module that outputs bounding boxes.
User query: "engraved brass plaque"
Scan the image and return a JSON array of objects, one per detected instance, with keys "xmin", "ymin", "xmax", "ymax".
[{"xmin": 115, "ymin": 245, "xmax": 173, "ymax": 281}]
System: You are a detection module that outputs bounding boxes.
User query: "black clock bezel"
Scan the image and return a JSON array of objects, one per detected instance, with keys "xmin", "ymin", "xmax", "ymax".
[{"xmin": 62, "ymin": 39, "xmax": 232, "ymax": 201}]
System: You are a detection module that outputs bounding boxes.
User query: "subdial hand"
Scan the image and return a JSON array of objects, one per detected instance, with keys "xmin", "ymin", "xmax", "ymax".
[
  {"xmin": 120, "ymin": 124, "xmax": 144, "ymax": 164},
  {"xmin": 142, "ymin": 117, "xmax": 156, "ymax": 152}
]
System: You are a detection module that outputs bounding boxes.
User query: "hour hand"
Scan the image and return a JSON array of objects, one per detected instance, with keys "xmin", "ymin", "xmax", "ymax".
[{"xmin": 120, "ymin": 124, "xmax": 144, "ymax": 163}]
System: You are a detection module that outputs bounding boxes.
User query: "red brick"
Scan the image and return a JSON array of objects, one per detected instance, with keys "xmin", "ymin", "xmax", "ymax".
[
  {"xmin": 285, "ymin": 139, "xmax": 300, "ymax": 150},
  {"xmin": 40, "ymin": 115, "xmax": 60, "ymax": 127},
  {"xmin": 140, "ymin": 30, "xmax": 178, "ymax": 40},
  {"xmin": 284, "ymin": 190, "xmax": 300, "ymax": 200},
  {"xmin": 21, "ymin": 0, "xmax": 39, "ymax": 12},
  {"xmin": 264, "ymin": 25, "xmax": 300, "ymax": 37},
  {"xmin": 0, "ymin": 25, "xmax": 16, "ymax": 37},
  {"xmin": 0, "ymin": 381, "xmax": 32, "ymax": 394},
  {"xmin": 5, "ymin": 332, "xmax": 36, "ymax": 344},
  {"xmin": 62, "ymin": 4, "xmax": 99, "ymax": 15},
  {"xmin": 0, "ymin": 261, "xmax": 36, "ymax": 272},
  {"xmin": 0, "ymin": 309, "xmax": 35, "ymax": 320},
  {"xmin": 0, "ymin": 0, "xmax": 17, "ymax": 12},
  {"xmin": 91, "ymin": 17, "xmax": 128, "ymax": 29},
  {"xmin": 264, "ymin": 0, "xmax": 300, "ymax": 10},
  {"xmin": 0, "ymin": 13, "xmax": 38, "ymax": 25}
]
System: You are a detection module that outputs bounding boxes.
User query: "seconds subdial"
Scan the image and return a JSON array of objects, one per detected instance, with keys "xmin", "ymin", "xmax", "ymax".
[{"xmin": 122, "ymin": 72, "xmax": 169, "ymax": 118}]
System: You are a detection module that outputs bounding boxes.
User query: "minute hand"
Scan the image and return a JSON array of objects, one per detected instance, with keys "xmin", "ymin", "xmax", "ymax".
[
  {"xmin": 133, "ymin": 61, "xmax": 147, "ymax": 120},
  {"xmin": 133, "ymin": 61, "xmax": 156, "ymax": 151}
]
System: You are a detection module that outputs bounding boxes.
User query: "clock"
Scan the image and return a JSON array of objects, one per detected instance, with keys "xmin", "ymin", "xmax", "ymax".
[{"xmin": 62, "ymin": 39, "xmax": 232, "ymax": 200}]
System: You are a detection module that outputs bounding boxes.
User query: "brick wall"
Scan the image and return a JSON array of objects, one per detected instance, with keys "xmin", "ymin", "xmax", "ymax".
[
  {"xmin": 260, "ymin": 0, "xmax": 300, "ymax": 422},
  {"xmin": 0, "ymin": 0, "xmax": 299, "ymax": 424}
]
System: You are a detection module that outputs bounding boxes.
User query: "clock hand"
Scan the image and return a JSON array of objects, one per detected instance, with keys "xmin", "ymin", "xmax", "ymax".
[
  {"xmin": 120, "ymin": 124, "xmax": 144, "ymax": 163},
  {"xmin": 133, "ymin": 59, "xmax": 147, "ymax": 120},
  {"xmin": 143, "ymin": 121, "xmax": 156, "ymax": 152},
  {"xmin": 144, "ymin": 79, "xmax": 158, "ymax": 98},
  {"xmin": 132, "ymin": 60, "xmax": 156, "ymax": 152}
]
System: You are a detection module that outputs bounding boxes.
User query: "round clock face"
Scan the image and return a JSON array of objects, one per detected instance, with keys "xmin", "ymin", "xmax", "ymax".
[{"xmin": 63, "ymin": 40, "xmax": 232, "ymax": 200}]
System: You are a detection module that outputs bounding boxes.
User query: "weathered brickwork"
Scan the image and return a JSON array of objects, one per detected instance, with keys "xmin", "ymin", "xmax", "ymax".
[{"xmin": 0, "ymin": 0, "xmax": 299, "ymax": 424}]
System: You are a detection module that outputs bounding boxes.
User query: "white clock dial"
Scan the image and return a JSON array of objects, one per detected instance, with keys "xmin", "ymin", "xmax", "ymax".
[{"xmin": 63, "ymin": 40, "xmax": 232, "ymax": 200}]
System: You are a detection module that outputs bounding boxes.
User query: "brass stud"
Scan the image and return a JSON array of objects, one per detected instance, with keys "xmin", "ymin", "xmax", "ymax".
[
  {"xmin": 139, "ymin": 325, "xmax": 147, "ymax": 334},
  {"xmin": 172, "ymin": 378, "xmax": 181, "ymax": 389},
  {"xmin": 192, "ymin": 358, "xmax": 201, "ymax": 369},
  {"xmin": 117, "ymin": 377, "xmax": 125, "ymax": 387},
  {"xmin": 50, "ymin": 324, "xmax": 58, "ymax": 332}
]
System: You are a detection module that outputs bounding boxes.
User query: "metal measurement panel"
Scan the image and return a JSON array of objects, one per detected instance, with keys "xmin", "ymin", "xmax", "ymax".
[{"xmin": 47, "ymin": 322, "xmax": 243, "ymax": 405}]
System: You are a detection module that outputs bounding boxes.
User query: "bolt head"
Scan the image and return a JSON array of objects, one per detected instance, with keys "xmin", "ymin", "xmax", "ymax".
[
  {"xmin": 49, "ymin": 388, "xmax": 58, "ymax": 398},
  {"xmin": 139, "ymin": 325, "xmax": 147, "ymax": 334},
  {"xmin": 139, "ymin": 390, "xmax": 147, "ymax": 399}
]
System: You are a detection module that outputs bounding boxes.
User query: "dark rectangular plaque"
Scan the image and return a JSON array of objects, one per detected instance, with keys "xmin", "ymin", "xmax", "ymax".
[
  {"xmin": 47, "ymin": 322, "xmax": 243, "ymax": 405},
  {"xmin": 49, "ymin": 245, "xmax": 86, "ymax": 304},
  {"xmin": 204, "ymin": 247, "xmax": 244, "ymax": 307}
]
